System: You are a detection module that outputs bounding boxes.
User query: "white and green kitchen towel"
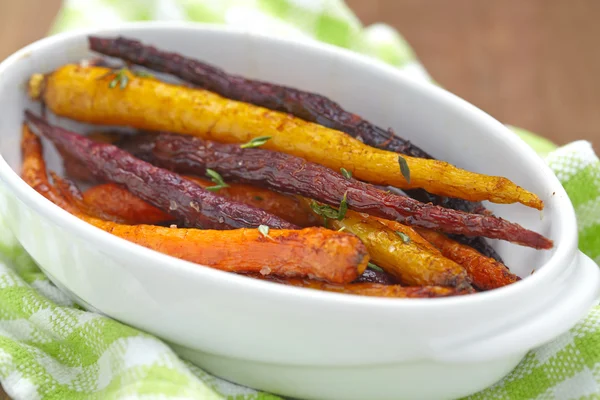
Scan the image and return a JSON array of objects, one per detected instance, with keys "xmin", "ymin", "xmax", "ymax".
[{"xmin": 0, "ymin": 1, "xmax": 599, "ymax": 399}]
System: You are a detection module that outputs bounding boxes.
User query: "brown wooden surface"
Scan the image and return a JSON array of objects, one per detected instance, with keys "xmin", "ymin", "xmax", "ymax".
[
  {"xmin": 0, "ymin": 0, "xmax": 62, "ymax": 60},
  {"xmin": 347, "ymin": 0, "xmax": 600, "ymax": 147}
]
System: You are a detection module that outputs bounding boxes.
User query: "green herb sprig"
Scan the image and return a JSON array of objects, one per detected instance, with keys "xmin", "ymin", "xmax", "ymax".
[
  {"xmin": 309, "ymin": 192, "xmax": 348, "ymax": 227},
  {"xmin": 97, "ymin": 68, "xmax": 130, "ymax": 90},
  {"xmin": 99, "ymin": 68, "xmax": 154, "ymax": 90},
  {"xmin": 205, "ymin": 168, "xmax": 230, "ymax": 191},
  {"xmin": 340, "ymin": 167, "xmax": 352, "ymax": 179},
  {"xmin": 240, "ymin": 136, "xmax": 271, "ymax": 149},
  {"xmin": 367, "ymin": 262, "xmax": 384, "ymax": 272},
  {"xmin": 396, "ymin": 231, "xmax": 411, "ymax": 243},
  {"xmin": 398, "ymin": 155, "xmax": 411, "ymax": 183}
]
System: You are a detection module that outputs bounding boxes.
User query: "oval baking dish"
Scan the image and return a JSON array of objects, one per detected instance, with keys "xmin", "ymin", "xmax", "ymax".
[{"xmin": 0, "ymin": 23, "xmax": 598, "ymax": 400}]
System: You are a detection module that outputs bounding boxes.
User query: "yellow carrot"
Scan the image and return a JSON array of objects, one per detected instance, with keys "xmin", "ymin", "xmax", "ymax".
[{"xmin": 30, "ymin": 65, "xmax": 543, "ymax": 209}]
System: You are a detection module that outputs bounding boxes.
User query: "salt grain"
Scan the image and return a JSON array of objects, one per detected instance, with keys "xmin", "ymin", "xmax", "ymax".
[{"xmin": 189, "ymin": 201, "xmax": 200, "ymax": 211}]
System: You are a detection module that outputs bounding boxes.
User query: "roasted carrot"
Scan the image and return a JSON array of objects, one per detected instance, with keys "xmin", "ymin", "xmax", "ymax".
[
  {"xmin": 73, "ymin": 179, "xmax": 424, "ymax": 286},
  {"xmin": 117, "ymin": 132, "xmax": 551, "ymax": 248},
  {"xmin": 26, "ymin": 111, "xmax": 297, "ymax": 230},
  {"xmin": 88, "ymin": 36, "xmax": 432, "ymax": 160},
  {"xmin": 88, "ymin": 36, "xmax": 489, "ymax": 216},
  {"xmin": 332, "ymin": 212, "xmax": 472, "ymax": 288},
  {"xmin": 82, "ymin": 179, "xmax": 319, "ymax": 227},
  {"xmin": 29, "ymin": 65, "xmax": 543, "ymax": 209},
  {"xmin": 300, "ymin": 199, "xmax": 472, "ymax": 289},
  {"xmin": 375, "ymin": 218, "xmax": 518, "ymax": 290},
  {"xmin": 21, "ymin": 128, "xmax": 369, "ymax": 284},
  {"xmin": 61, "ymin": 161, "xmax": 469, "ymax": 288},
  {"xmin": 416, "ymin": 229, "xmax": 519, "ymax": 290},
  {"xmin": 20, "ymin": 123, "xmax": 75, "ymax": 211},
  {"xmin": 71, "ymin": 177, "xmax": 469, "ymax": 287},
  {"xmin": 258, "ymin": 276, "xmax": 473, "ymax": 298},
  {"xmin": 81, "ymin": 217, "xmax": 370, "ymax": 284},
  {"xmin": 83, "ymin": 130, "xmax": 501, "ymax": 261}
]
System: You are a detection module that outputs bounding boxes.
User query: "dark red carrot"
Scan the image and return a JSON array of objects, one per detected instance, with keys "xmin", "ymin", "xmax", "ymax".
[
  {"xmin": 87, "ymin": 36, "xmax": 486, "ymax": 215},
  {"xmin": 119, "ymin": 132, "xmax": 552, "ymax": 249},
  {"xmin": 25, "ymin": 111, "xmax": 297, "ymax": 230}
]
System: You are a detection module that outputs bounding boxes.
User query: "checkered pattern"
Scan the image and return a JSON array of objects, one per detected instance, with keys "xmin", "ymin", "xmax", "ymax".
[
  {"xmin": 468, "ymin": 309, "xmax": 600, "ymax": 400},
  {"xmin": 0, "ymin": 1, "xmax": 597, "ymax": 399}
]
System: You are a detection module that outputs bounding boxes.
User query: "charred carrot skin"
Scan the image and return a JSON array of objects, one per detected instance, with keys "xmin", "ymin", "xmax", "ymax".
[
  {"xmin": 21, "ymin": 129, "xmax": 368, "ymax": 284},
  {"xmin": 26, "ymin": 112, "xmax": 297, "ymax": 230},
  {"xmin": 354, "ymin": 268, "xmax": 396, "ymax": 285},
  {"xmin": 89, "ymin": 36, "xmax": 488, "ymax": 216},
  {"xmin": 416, "ymin": 229, "xmax": 519, "ymax": 291},
  {"xmin": 120, "ymin": 132, "xmax": 552, "ymax": 249},
  {"xmin": 259, "ymin": 276, "xmax": 473, "ymax": 298},
  {"xmin": 31, "ymin": 65, "xmax": 543, "ymax": 209}
]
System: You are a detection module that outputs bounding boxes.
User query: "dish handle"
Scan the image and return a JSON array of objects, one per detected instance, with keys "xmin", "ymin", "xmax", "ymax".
[{"xmin": 435, "ymin": 251, "xmax": 600, "ymax": 363}]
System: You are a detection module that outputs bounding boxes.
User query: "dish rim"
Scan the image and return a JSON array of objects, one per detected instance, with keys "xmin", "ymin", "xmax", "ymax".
[{"xmin": 0, "ymin": 22, "xmax": 579, "ymax": 309}]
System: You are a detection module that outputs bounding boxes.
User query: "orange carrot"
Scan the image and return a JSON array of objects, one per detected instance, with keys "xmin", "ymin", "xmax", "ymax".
[
  {"xmin": 21, "ymin": 125, "xmax": 369, "ymax": 284},
  {"xmin": 416, "ymin": 229, "xmax": 519, "ymax": 290}
]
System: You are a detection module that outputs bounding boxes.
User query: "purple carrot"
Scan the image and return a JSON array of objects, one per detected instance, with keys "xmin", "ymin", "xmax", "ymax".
[
  {"xmin": 87, "ymin": 35, "xmax": 487, "ymax": 216},
  {"xmin": 24, "ymin": 111, "xmax": 297, "ymax": 230},
  {"xmin": 118, "ymin": 132, "xmax": 552, "ymax": 249}
]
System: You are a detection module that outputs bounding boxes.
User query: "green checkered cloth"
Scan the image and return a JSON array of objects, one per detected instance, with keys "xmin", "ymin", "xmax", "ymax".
[{"xmin": 0, "ymin": 1, "xmax": 598, "ymax": 399}]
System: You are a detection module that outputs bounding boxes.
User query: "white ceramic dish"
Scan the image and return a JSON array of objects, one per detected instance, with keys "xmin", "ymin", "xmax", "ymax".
[{"xmin": 0, "ymin": 23, "xmax": 598, "ymax": 400}]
